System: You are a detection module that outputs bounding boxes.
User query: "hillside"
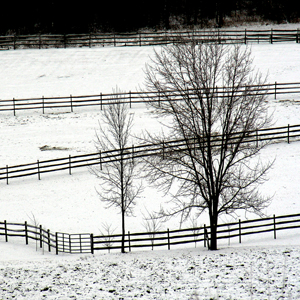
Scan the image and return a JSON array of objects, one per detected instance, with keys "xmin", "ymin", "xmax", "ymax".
[
  {"xmin": 1, "ymin": 24, "xmax": 300, "ymax": 299},
  {"xmin": 0, "ymin": 40, "xmax": 300, "ymax": 234}
]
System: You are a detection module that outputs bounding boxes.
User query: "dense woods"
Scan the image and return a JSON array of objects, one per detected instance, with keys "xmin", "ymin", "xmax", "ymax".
[{"xmin": 0, "ymin": 1, "xmax": 299, "ymax": 35}]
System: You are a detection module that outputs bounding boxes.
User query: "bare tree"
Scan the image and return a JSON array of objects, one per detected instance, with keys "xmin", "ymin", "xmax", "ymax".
[
  {"xmin": 27, "ymin": 212, "xmax": 40, "ymax": 252},
  {"xmin": 188, "ymin": 216, "xmax": 202, "ymax": 248},
  {"xmin": 142, "ymin": 42, "xmax": 273, "ymax": 250},
  {"xmin": 142, "ymin": 209, "xmax": 163, "ymax": 250},
  {"xmin": 99, "ymin": 222, "xmax": 117, "ymax": 253},
  {"xmin": 91, "ymin": 93, "xmax": 143, "ymax": 253}
]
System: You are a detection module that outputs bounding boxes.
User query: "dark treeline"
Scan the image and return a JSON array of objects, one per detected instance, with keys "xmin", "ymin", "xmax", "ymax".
[{"xmin": 0, "ymin": 1, "xmax": 300, "ymax": 35}]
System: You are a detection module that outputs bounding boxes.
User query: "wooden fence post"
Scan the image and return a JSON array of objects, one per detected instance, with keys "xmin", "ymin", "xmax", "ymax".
[
  {"xmin": 244, "ymin": 29, "xmax": 247, "ymax": 44},
  {"xmin": 55, "ymin": 232, "xmax": 58, "ymax": 255},
  {"xmin": 99, "ymin": 151, "xmax": 102, "ymax": 170},
  {"xmin": 90, "ymin": 234, "xmax": 94, "ymax": 254},
  {"xmin": 239, "ymin": 219, "xmax": 242, "ymax": 243},
  {"xmin": 25, "ymin": 221, "xmax": 28, "ymax": 245},
  {"xmin": 167, "ymin": 228, "xmax": 170, "ymax": 250},
  {"xmin": 128, "ymin": 231, "xmax": 131, "ymax": 252},
  {"xmin": 256, "ymin": 129, "xmax": 259, "ymax": 147},
  {"xmin": 47, "ymin": 229, "xmax": 51, "ymax": 252},
  {"xmin": 275, "ymin": 81, "xmax": 277, "ymax": 100},
  {"xmin": 37, "ymin": 160, "xmax": 41, "ymax": 180},
  {"xmin": 158, "ymin": 90, "xmax": 161, "ymax": 107},
  {"xmin": 204, "ymin": 224, "xmax": 210, "ymax": 249},
  {"xmin": 39, "ymin": 225, "xmax": 43, "ymax": 248},
  {"xmin": 13, "ymin": 34, "xmax": 16, "ymax": 50},
  {"xmin": 129, "ymin": 91, "xmax": 132, "ymax": 108},
  {"xmin": 42, "ymin": 96, "xmax": 45, "ymax": 114},
  {"xmin": 6, "ymin": 165, "xmax": 8, "ymax": 185},
  {"xmin": 69, "ymin": 234, "xmax": 72, "ymax": 253},
  {"xmin": 62, "ymin": 233, "xmax": 65, "ymax": 252},
  {"xmin": 132, "ymin": 145, "xmax": 134, "ymax": 164},
  {"xmin": 273, "ymin": 214, "xmax": 276, "ymax": 239},
  {"xmin": 70, "ymin": 94, "xmax": 73, "ymax": 112},
  {"xmin": 287, "ymin": 124, "xmax": 290, "ymax": 144},
  {"xmin": 4, "ymin": 220, "xmax": 8, "ymax": 242},
  {"xmin": 13, "ymin": 98, "xmax": 16, "ymax": 116},
  {"xmin": 79, "ymin": 234, "xmax": 82, "ymax": 253},
  {"xmin": 204, "ymin": 224, "xmax": 207, "ymax": 247},
  {"xmin": 69, "ymin": 155, "xmax": 72, "ymax": 175},
  {"xmin": 100, "ymin": 93, "xmax": 103, "ymax": 110},
  {"xmin": 270, "ymin": 29, "xmax": 273, "ymax": 44}
]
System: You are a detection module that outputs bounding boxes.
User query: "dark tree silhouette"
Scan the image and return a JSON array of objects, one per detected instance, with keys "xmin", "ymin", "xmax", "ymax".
[
  {"xmin": 143, "ymin": 41, "xmax": 273, "ymax": 250},
  {"xmin": 91, "ymin": 94, "xmax": 143, "ymax": 253}
]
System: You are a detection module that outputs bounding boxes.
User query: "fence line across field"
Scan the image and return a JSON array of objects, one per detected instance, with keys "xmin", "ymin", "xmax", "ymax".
[
  {"xmin": 0, "ymin": 28, "xmax": 299, "ymax": 50},
  {"xmin": 1, "ymin": 213, "xmax": 300, "ymax": 255},
  {"xmin": 1, "ymin": 123, "xmax": 300, "ymax": 184},
  {"xmin": 1, "ymin": 81, "xmax": 300, "ymax": 116}
]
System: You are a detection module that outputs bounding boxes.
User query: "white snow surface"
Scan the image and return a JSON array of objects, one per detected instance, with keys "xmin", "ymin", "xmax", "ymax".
[
  {"xmin": 1, "ymin": 241, "xmax": 300, "ymax": 299},
  {"xmin": 1, "ymin": 23, "xmax": 300, "ymax": 299}
]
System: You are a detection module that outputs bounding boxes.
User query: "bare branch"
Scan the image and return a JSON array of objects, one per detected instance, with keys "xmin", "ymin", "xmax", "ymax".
[
  {"xmin": 90, "ymin": 88, "xmax": 143, "ymax": 253},
  {"xmin": 142, "ymin": 41, "xmax": 273, "ymax": 250}
]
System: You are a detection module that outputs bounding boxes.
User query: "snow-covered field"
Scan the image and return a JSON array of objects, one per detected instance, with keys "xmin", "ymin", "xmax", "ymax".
[
  {"xmin": 1, "ymin": 23, "xmax": 300, "ymax": 299},
  {"xmin": 1, "ymin": 241, "xmax": 300, "ymax": 299}
]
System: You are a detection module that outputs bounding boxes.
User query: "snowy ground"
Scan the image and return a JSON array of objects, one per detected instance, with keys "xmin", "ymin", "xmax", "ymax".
[
  {"xmin": 0, "ymin": 23, "xmax": 300, "ymax": 299},
  {"xmin": 1, "ymin": 242, "xmax": 300, "ymax": 299}
]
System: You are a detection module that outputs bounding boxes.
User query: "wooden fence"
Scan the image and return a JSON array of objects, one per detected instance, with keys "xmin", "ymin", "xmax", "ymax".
[
  {"xmin": 1, "ymin": 213, "xmax": 300, "ymax": 254},
  {"xmin": 0, "ymin": 220, "xmax": 91, "ymax": 254},
  {"xmin": 1, "ymin": 123, "xmax": 300, "ymax": 184},
  {"xmin": 0, "ymin": 29, "xmax": 299, "ymax": 50},
  {"xmin": 1, "ymin": 81, "xmax": 300, "ymax": 116}
]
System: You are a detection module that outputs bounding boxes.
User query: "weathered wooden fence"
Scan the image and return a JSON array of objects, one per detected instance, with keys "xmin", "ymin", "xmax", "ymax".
[
  {"xmin": 1, "ymin": 123, "xmax": 300, "ymax": 184},
  {"xmin": 1, "ymin": 81, "xmax": 300, "ymax": 115},
  {"xmin": 0, "ymin": 29, "xmax": 299, "ymax": 50},
  {"xmin": 0, "ymin": 220, "xmax": 91, "ymax": 254},
  {"xmin": 1, "ymin": 213, "xmax": 300, "ymax": 254}
]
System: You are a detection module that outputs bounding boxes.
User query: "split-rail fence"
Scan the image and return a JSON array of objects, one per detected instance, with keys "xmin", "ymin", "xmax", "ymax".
[
  {"xmin": 0, "ymin": 81, "xmax": 300, "ymax": 116},
  {"xmin": 1, "ymin": 123, "xmax": 300, "ymax": 184},
  {"xmin": 0, "ymin": 28, "xmax": 300, "ymax": 50},
  {"xmin": 1, "ymin": 213, "xmax": 300, "ymax": 254}
]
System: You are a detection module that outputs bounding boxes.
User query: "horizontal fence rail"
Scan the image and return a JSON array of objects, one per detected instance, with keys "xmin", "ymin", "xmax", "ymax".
[
  {"xmin": 1, "ymin": 123, "xmax": 300, "ymax": 184},
  {"xmin": 1, "ymin": 213, "xmax": 300, "ymax": 254},
  {"xmin": 0, "ymin": 29, "xmax": 299, "ymax": 50},
  {"xmin": 1, "ymin": 82, "xmax": 300, "ymax": 115}
]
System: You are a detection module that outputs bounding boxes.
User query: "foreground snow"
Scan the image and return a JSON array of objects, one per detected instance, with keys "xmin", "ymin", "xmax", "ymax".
[{"xmin": 1, "ymin": 237, "xmax": 300, "ymax": 299}]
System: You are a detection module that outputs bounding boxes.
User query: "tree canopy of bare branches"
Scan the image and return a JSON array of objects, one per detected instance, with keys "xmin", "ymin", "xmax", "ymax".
[
  {"xmin": 143, "ymin": 42, "xmax": 273, "ymax": 250},
  {"xmin": 91, "ymin": 95, "xmax": 143, "ymax": 253}
]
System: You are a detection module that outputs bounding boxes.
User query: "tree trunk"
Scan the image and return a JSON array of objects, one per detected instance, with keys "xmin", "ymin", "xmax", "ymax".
[
  {"xmin": 121, "ymin": 152, "xmax": 126, "ymax": 253},
  {"xmin": 119, "ymin": 149, "xmax": 125, "ymax": 253},
  {"xmin": 209, "ymin": 213, "xmax": 218, "ymax": 250},
  {"xmin": 216, "ymin": 1, "xmax": 224, "ymax": 28},
  {"xmin": 121, "ymin": 209, "xmax": 125, "ymax": 253}
]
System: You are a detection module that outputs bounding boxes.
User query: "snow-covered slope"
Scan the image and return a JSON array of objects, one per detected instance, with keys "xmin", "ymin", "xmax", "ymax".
[
  {"xmin": 1, "ymin": 41, "xmax": 300, "ymax": 234},
  {"xmin": 0, "ymin": 24, "xmax": 300, "ymax": 299}
]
